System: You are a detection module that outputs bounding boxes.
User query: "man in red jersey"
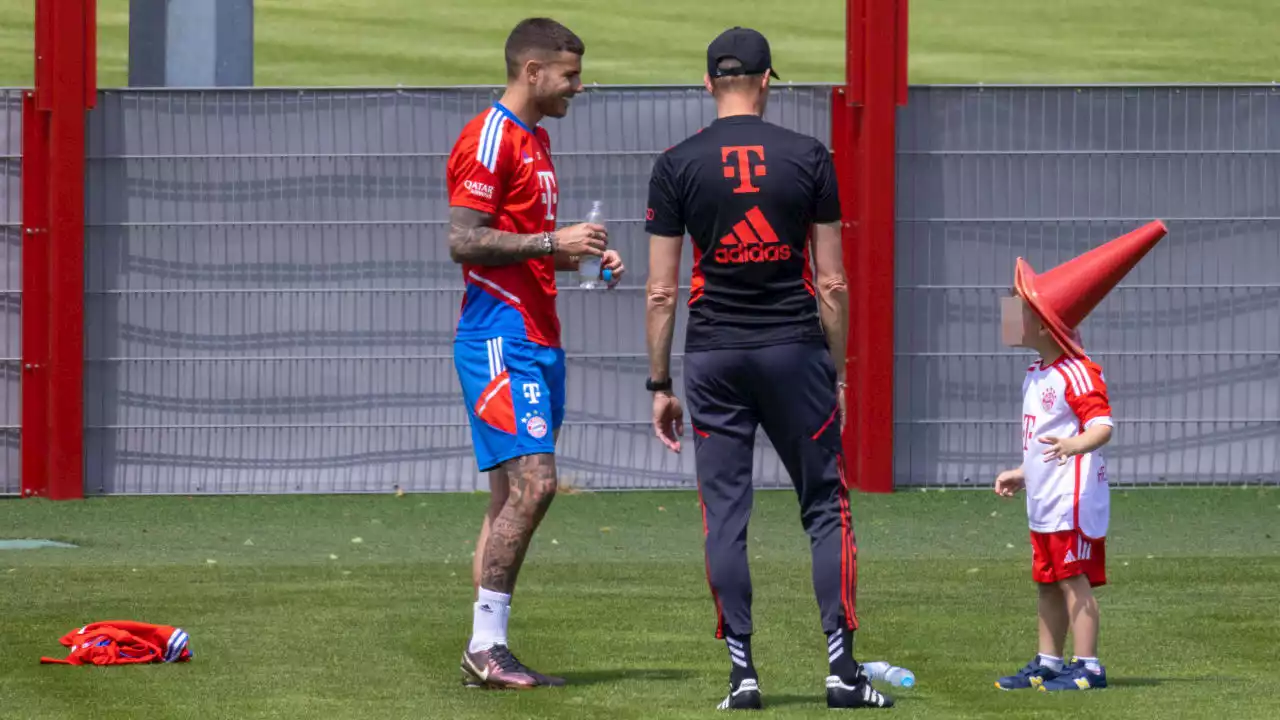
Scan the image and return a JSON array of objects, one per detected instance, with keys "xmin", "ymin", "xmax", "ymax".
[{"xmin": 446, "ymin": 17, "xmax": 624, "ymax": 690}]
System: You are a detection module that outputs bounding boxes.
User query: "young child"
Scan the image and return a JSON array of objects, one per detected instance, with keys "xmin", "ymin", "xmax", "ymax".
[{"xmin": 992, "ymin": 220, "xmax": 1167, "ymax": 693}]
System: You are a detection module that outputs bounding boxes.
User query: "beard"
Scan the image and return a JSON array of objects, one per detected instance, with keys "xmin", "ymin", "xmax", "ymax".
[{"xmin": 537, "ymin": 92, "xmax": 573, "ymax": 119}]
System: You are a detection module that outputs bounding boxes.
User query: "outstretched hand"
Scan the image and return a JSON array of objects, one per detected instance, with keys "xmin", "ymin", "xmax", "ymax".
[{"xmin": 1037, "ymin": 435, "xmax": 1080, "ymax": 466}]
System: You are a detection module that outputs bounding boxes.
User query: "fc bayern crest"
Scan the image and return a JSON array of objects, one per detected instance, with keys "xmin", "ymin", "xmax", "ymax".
[
  {"xmin": 1041, "ymin": 387, "xmax": 1057, "ymax": 412},
  {"xmin": 525, "ymin": 415, "xmax": 548, "ymax": 439}
]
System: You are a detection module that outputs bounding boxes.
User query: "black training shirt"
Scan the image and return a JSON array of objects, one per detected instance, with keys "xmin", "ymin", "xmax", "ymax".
[{"xmin": 645, "ymin": 115, "xmax": 841, "ymax": 352}]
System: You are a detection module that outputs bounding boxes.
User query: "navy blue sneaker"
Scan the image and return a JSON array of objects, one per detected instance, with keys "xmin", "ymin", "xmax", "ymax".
[
  {"xmin": 995, "ymin": 657, "xmax": 1061, "ymax": 690},
  {"xmin": 1039, "ymin": 660, "xmax": 1107, "ymax": 691}
]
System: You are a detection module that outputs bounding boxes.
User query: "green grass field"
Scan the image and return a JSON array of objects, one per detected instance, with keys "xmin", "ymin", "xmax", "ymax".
[
  {"xmin": 3, "ymin": 488, "xmax": 1279, "ymax": 719},
  {"xmin": 0, "ymin": 0, "xmax": 1277, "ymax": 87},
  {"xmin": 2, "ymin": 2, "xmax": 1278, "ymax": 718}
]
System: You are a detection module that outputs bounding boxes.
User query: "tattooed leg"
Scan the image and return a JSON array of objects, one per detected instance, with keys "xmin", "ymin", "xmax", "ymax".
[
  {"xmin": 480, "ymin": 453, "xmax": 559, "ymax": 595},
  {"xmin": 472, "ymin": 466, "xmax": 510, "ymax": 593}
]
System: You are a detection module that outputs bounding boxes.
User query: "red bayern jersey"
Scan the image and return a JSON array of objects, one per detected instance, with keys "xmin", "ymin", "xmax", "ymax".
[
  {"xmin": 446, "ymin": 103, "xmax": 561, "ymax": 347},
  {"xmin": 41, "ymin": 621, "xmax": 191, "ymax": 665}
]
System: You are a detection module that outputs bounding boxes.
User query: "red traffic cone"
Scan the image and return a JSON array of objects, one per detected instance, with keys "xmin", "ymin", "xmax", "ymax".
[{"xmin": 1014, "ymin": 220, "xmax": 1168, "ymax": 357}]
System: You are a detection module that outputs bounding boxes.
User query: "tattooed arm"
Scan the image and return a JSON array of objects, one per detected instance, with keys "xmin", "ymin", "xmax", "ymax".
[
  {"xmin": 448, "ymin": 207, "xmax": 553, "ymax": 266},
  {"xmin": 448, "ymin": 206, "xmax": 608, "ymax": 267}
]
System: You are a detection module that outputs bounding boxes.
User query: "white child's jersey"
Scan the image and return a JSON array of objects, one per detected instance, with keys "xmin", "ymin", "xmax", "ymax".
[{"xmin": 1020, "ymin": 355, "xmax": 1114, "ymax": 538}]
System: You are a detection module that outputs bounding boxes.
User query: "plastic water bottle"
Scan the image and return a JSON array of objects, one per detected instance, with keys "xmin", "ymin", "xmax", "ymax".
[
  {"xmin": 863, "ymin": 661, "xmax": 915, "ymax": 688},
  {"xmin": 578, "ymin": 200, "xmax": 610, "ymax": 289}
]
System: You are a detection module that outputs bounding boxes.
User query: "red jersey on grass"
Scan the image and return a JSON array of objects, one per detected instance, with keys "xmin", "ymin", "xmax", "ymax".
[{"xmin": 41, "ymin": 621, "xmax": 191, "ymax": 665}]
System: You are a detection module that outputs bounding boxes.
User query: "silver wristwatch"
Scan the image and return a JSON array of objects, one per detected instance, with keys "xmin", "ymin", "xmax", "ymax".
[{"xmin": 538, "ymin": 231, "xmax": 556, "ymax": 256}]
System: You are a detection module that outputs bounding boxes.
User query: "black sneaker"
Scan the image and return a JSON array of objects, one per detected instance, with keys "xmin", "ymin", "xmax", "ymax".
[
  {"xmin": 716, "ymin": 676, "xmax": 762, "ymax": 710},
  {"xmin": 826, "ymin": 667, "xmax": 894, "ymax": 709}
]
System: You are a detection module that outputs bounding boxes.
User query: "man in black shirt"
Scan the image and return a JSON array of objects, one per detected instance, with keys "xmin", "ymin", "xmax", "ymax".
[{"xmin": 643, "ymin": 27, "xmax": 893, "ymax": 711}]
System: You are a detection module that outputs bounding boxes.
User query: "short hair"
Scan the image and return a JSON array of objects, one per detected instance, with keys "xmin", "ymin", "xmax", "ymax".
[
  {"xmin": 504, "ymin": 18, "xmax": 585, "ymax": 79},
  {"xmin": 710, "ymin": 57, "xmax": 764, "ymax": 95}
]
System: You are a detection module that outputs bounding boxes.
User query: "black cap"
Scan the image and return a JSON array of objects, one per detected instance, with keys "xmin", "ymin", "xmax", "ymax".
[{"xmin": 707, "ymin": 27, "xmax": 780, "ymax": 80}]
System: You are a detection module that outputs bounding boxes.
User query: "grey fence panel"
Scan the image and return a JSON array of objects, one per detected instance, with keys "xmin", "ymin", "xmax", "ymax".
[
  {"xmin": 84, "ymin": 86, "xmax": 833, "ymax": 494},
  {"xmin": 83, "ymin": 84, "xmax": 1276, "ymax": 494},
  {"xmin": 0, "ymin": 90, "xmax": 21, "ymax": 494},
  {"xmin": 895, "ymin": 86, "xmax": 1280, "ymax": 487}
]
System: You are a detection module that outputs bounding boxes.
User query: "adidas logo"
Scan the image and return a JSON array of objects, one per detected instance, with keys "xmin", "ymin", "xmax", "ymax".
[
  {"xmin": 715, "ymin": 206, "xmax": 791, "ymax": 264},
  {"xmin": 478, "ymin": 603, "xmax": 493, "ymax": 613},
  {"xmin": 1063, "ymin": 550, "xmax": 1076, "ymax": 564}
]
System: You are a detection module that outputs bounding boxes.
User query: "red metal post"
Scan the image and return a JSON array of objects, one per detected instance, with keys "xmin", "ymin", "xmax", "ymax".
[
  {"xmin": 835, "ymin": 0, "xmax": 907, "ymax": 493},
  {"xmin": 845, "ymin": 0, "xmax": 867, "ymax": 104},
  {"xmin": 21, "ymin": 0, "xmax": 95, "ymax": 500},
  {"xmin": 20, "ymin": 92, "xmax": 50, "ymax": 497}
]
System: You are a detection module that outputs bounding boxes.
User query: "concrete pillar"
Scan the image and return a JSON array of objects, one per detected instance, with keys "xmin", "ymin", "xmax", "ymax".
[{"xmin": 128, "ymin": 0, "xmax": 253, "ymax": 87}]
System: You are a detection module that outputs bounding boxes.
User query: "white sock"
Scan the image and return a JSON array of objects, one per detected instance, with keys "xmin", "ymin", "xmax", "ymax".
[
  {"xmin": 1076, "ymin": 656, "xmax": 1101, "ymax": 673},
  {"xmin": 468, "ymin": 588, "xmax": 511, "ymax": 653},
  {"xmin": 1037, "ymin": 654, "xmax": 1065, "ymax": 672}
]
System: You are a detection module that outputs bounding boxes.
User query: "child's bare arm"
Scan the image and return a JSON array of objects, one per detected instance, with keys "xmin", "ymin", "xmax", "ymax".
[
  {"xmin": 994, "ymin": 466, "xmax": 1025, "ymax": 497},
  {"xmin": 1037, "ymin": 424, "xmax": 1112, "ymax": 466},
  {"xmin": 1075, "ymin": 424, "xmax": 1113, "ymax": 453}
]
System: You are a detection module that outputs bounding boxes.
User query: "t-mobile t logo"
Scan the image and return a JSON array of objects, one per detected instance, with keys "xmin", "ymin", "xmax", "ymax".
[
  {"xmin": 536, "ymin": 171, "xmax": 558, "ymax": 221},
  {"xmin": 522, "ymin": 382, "xmax": 542, "ymax": 405},
  {"xmin": 721, "ymin": 145, "xmax": 766, "ymax": 194}
]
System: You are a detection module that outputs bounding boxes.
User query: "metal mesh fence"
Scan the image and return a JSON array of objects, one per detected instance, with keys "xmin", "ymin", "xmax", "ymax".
[
  {"xmin": 0, "ymin": 89, "xmax": 22, "ymax": 494},
  {"xmin": 83, "ymin": 85, "xmax": 833, "ymax": 493},
  {"xmin": 895, "ymin": 85, "xmax": 1280, "ymax": 487},
  {"xmin": 4, "ymin": 83, "xmax": 1273, "ymax": 494}
]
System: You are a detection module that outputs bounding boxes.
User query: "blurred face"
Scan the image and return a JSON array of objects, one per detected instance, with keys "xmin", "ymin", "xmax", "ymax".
[
  {"xmin": 527, "ymin": 51, "xmax": 583, "ymax": 118},
  {"xmin": 1000, "ymin": 294, "xmax": 1042, "ymax": 348}
]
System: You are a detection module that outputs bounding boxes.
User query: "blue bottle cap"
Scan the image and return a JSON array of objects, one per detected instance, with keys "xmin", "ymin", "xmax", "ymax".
[{"xmin": 601, "ymin": 268, "xmax": 613, "ymax": 282}]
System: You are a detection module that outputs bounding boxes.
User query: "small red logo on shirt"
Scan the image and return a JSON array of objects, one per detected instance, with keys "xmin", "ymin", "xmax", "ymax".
[{"xmin": 1041, "ymin": 387, "xmax": 1057, "ymax": 412}]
